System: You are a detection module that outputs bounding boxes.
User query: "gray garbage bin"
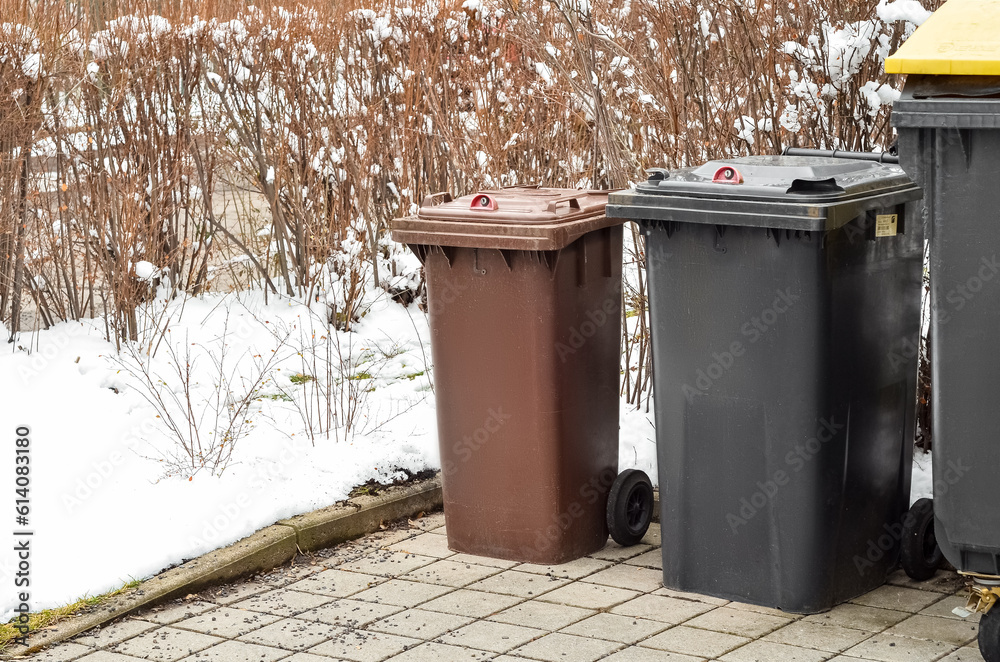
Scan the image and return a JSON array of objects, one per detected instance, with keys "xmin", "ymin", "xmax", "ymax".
[
  {"xmin": 889, "ymin": 7, "xmax": 1000, "ymax": 658},
  {"xmin": 607, "ymin": 155, "xmax": 923, "ymax": 613}
]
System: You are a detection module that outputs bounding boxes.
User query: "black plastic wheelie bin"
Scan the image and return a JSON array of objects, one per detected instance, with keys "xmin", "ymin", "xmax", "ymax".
[
  {"xmin": 607, "ymin": 155, "xmax": 923, "ymax": 613},
  {"xmin": 888, "ymin": 1, "xmax": 1000, "ymax": 658}
]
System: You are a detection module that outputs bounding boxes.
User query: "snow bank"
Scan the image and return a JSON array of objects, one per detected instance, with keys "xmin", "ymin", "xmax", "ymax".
[{"xmin": 0, "ymin": 291, "xmax": 438, "ymax": 619}]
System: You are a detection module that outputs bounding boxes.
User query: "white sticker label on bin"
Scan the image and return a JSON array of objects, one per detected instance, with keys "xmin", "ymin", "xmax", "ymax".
[{"xmin": 876, "ymin": 214, "xmax": 898, "ymax": 237}]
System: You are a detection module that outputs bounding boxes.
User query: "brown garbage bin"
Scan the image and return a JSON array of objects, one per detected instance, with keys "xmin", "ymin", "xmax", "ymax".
[{"xmin": 393, "ymin": 187, "xmax": 650, "ymax": 564}]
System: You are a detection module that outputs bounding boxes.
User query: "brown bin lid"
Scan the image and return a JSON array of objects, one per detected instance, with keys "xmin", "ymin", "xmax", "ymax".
[{"xmin": 392, "ymin": 187, "xmax": 616, "ymax": 251}]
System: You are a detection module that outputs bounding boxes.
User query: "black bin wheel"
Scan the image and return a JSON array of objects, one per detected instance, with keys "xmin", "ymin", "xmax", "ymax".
[
  {"xmin": 980, "ymin": 606, "xmax": 1000, "ymax": 662},
  {"xmin": 607, "ymin": 469, "xmax": 654, "ymax": 546},
  {"xmin": 900, "ymin": 498, "xmax": 943, "ymax": 581}
]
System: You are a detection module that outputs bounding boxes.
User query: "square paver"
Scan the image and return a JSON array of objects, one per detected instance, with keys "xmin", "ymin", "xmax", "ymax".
[
  {"xmin": 113, "ymin": 627, "xmax": 223, "ymax": 662},
  {"xmin": 351, "ymin": 579, "xmax": 454, "ymax": 608},
  {"xmin": 624, "ymin": 550, "xmax": 664, "ymax": 571},
  {"xmin": 582, "ymin": 565, "xmax": 664, "ymax": 593},
  {"xmin": 602, "ymin": 648, "xmax": 702, "ymax": 662},
  {"xmin": 402, "ymin": 560, "xmax": 501, "ymax": 588},
  {"xmin": 297, "ymin": 598, "xmax": 404, "ymax": 627},
  {"xmin": 285, "ymin": 569, "xmax": 383, "ymax": 597},
  {"xmin": 360, "ymin": 529, "xmax": 422, "ymax": 550},
  {"xmin": 180, "ymin": 640, "xmax": 291, "ymax": 662},
  {"xmin": 173, "ymin": 607, "xmax": 283, "ymax": 638},
  {"xmin": 367, "ymin": 608, "xmax": 473, "ymax": 639},
  {"xmin": 719, "ymin": 640, "xmax": 829, "ymax": 662},
  {"xmin": 205, "ymin": 582, "xmax": 272, "ymax": 606},
  {"xmin": 611, "ymin": 594, "xmax": 716, "ymax": 625},
  {"xmin": 726, "ymin": 601, "xmax": 795, "ymax": 618},
  {"xmin": 510, "ymin": 632, "xmax": 623, "ymax": 662},
  {"xmin": 560, "ymin": 613, "xmax": 668, "ymax": 644},
  {"xmin": 388, "ymin": 533, "xmax": 456, "ymax": 559},
  {"xmin": 653, "ymin": 587, "xmax": 729, "ymax": 607},
  {"xmin": 920, "ymin": 595, "xmax": 983, "ymax": 623},
  {"xmin": 467, "ymin": 570, "xmax": 569, "ymax": 598},
  {"xmin": 31, "ymin": 643, "xmax": 94, "ymax": 662},
  {"xmin": 843, "ymin": 633, "xmax": 957, "ymax": 662},
  {"xmin": 589, "ymin": 543, "xmax": 655, "ymax": 562},
  {"xmin": 237, "ymin": 618, "xmax": 336, "ymax": 650},
  {"xmin": 683, "ymin": 606, "xmax": 791, "ymax": 638},
  {"xmin": 515, "ymin": 557, "xmax": 612, "ymax": 580},
  {"xmin": 370, "ymin": 526, "xmax": 423, "ymax": 544},
  {"xmin": 232, "ymin": 589, "xmax": 334, "ymax": 617},
  {"xmin": 886, "ymin": 614, "xmax": 979, "ymax": 647},
  {"xmin": 489, "ymin": 600, "xmax": 596, "ymax": 631},
  {"xmin": 261, "ymin": 566, "xmax": 319, "ymax": 589},
  {"xmin": 886, "ymin": 569, "xmax": 967, "ymax": 595},
  {"xmin": 763, "ymin": 620, "xmax": 873, "ymax": 653},
  {"xmin": 386, "ymin": 642, "xmax": 494, "ymax": 662},
  {"xmin": 641, "ymin": 624, "xmax": 750, "ymax": 658},
  {"xmin": 409, "ymin": 512, "xmax": 447, "ymax": 531},
  {"xmin": 420, "ymin": 589, "xmax": 524, "ymax": 618},
  {"xmin": 76, "ymin": 654, "xmax": 147, "ymax": 662},
  {"xmin": 142, "ymin": 601, "xmax": 218, "ymax": 626},
  {"xmin": 802, "ymin": 603, "xmax": 911, "ymax": 632},
  {"xmin": 75, "ymin": 621, "xmax": 158, "ymax": 647},
  {"xmin": 538, "ymin": 582, "xmax": 640, "ymax": 610},
  {"xmin": 448, "ymin": 553, "xmax": 520, "ymax": 569},
  {"xmin": 438, "ymin": 620, "xmax": 546, "ymax": 653},
  {"xmin": 641, "ymin": 523, "xmax": 662, "ymax": 547},
  {"xmin": 336, "ymin": 552, "xmax": 438, "ymax": 578},
  {"xmin": 851, "ymin": 585, "xmax": 945, "ymax": 613},
  {"xmin": 937, "ymin": 648, "xmax": 990, "ymax": 662},
  {"xmin": 308, "ymin": 630, "xmax": 421, "ymax": 662},
  {"xmin": 282, "ymin": 655, "xmax": 338, "ymax": 662}
]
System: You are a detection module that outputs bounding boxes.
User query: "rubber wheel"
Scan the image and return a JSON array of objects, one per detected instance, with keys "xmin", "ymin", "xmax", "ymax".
[
  {"xmin": 607, "ymin": 469, "xmax": 654, "ymax": 546},
  {"xmin": 980, "ymin": 606, "xmax": 1000, "ymax": 662},
  {"xmin": 900, "ymin": 498, "xmax": 943, "ymax": 581}
]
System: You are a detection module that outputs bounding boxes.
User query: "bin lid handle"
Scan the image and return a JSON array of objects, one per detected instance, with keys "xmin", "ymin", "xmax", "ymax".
[
  {"xmin": 422, "ymin": 192, "xmax": 454, "ymax": 207},
  {"xmin": 546, "ymin": 194, "xmax": 583, "ymax": 213},
  {"xmin": 712, "ymin": 166, "xmax": 744, "ymax": 184},
  {"xmin": 647, "ymin": 168, "xmax": 671, "ymax": 182},
  {"xmin": 471, "ymin": 193, "xmax": 499, "ymax": 210},
  {"xmin": 786, "ymin": 177, "xmax": 846, "ymax": 195}
]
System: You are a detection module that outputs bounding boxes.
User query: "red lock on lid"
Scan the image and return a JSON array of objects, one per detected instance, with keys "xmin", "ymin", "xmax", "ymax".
[
  {"xmin": 471, "ymin": 194, "xmax": 498, "ymax": 210},
  {"xmin": 712, "ymin": 166, "xmax": 744, "ymax": 184}
]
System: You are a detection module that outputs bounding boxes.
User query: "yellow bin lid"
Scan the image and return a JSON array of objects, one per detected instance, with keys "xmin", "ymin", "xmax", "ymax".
[{"xmin": 885, "ymin": 0, "xmax": 1000, "ymax": 75}]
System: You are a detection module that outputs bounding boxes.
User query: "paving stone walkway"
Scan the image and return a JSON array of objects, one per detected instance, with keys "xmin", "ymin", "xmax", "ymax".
[{"xmin": 29, "ymin": 514, "xmax": 986, "ymax": 662}]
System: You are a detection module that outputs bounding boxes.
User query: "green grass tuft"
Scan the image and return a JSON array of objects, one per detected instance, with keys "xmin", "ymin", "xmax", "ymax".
[{"xmin": 0, "ymin": 579, "xmax": 142, "ymax": 650}]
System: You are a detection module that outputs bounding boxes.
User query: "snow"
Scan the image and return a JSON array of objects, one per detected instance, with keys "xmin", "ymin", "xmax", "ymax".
[
  {"xmin": 21, "ymin": 53, "xmax": 39, "ymax": 80},
  {"xmin": 0, "ymin": 291, "xmax": 439, "ymax": 619},
  {"xmin": 133, "ymin": 260, "xmax": 159, "ymax": 282},
  {"xmin": 911, "ymin": 450, "xmax": 933, "ymax": 504},
  {"xmin": 620, "ymin": 406, "xmax": 657, "ymax": 482},
  {"xmin": 877, "ymin": 0, "xmax": 932, "ymax": 27},
  {"xmin": 824, "ymin": 20, "xmax": 879, "ymax": 90},
  {"xmin": 735, "ymin": 116, "xmax": 756, "ymax": 145},
  {"xmin": 534, "ymin": 61, "xmax": 554, "ymax": 85}
]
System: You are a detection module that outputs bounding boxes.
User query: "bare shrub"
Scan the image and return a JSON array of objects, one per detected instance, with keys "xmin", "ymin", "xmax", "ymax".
[
  {"xmin": 2, "ymin": 0, "xmax": 937, "ymax": 412},
  {"xmin": 114, "ymin": 311, "xmax": 291, "ymax": 478}
]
